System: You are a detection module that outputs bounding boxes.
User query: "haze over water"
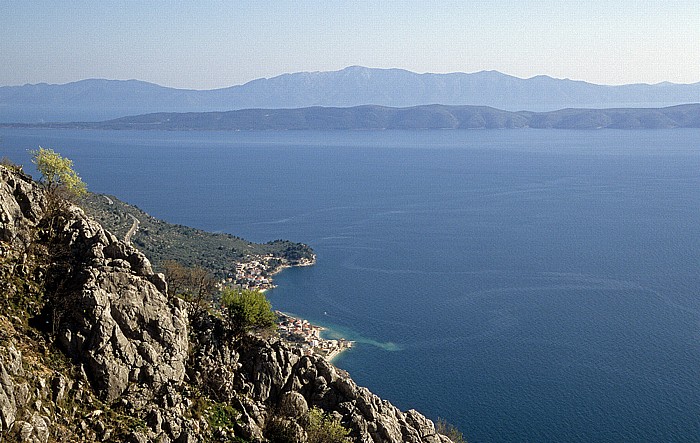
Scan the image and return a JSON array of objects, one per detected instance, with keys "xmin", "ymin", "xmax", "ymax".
[{"xmin": 2, "ymin": 128, "xmax": 699, "ymax": 442}]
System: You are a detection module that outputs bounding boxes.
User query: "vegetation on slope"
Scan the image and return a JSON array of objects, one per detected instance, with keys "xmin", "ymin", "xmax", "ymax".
[{"xmin": 80, "ymin": 192, "xmax": 314, "ymax": 279}]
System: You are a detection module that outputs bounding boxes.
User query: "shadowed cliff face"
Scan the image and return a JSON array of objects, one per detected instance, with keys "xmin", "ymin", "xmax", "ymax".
[{"xmin": 0, "ymin": 164, "xmax": 455, "ymax": 443}]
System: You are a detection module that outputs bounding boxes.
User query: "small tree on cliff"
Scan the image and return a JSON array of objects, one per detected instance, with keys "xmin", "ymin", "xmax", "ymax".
[
  {"xmin": 220, "ymin": 287, "xmax": 277, "ymax": 336},
  {"xmin": 30, "ymin": 147, "xmax": 87, "ymax": 202},
  {"xmin": 28, "ymin": 148, "xmax": 87, "ymax": 336},
  {"xmin": 436, "ymin": 418, "xmax": 467, "ymax": 443},
  {"xmin": 162, "ymin": 260, "xmax": 217, "ymax": 313}
]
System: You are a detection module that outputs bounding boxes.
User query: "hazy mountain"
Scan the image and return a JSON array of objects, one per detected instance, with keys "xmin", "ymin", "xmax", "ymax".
[
  {"xmin": 0, "ymin": 79, "xmax": 204, "ymax": 122},
  {"xmin": 11, "ymin": 104, "xmax": 698, "ymax": 130},
  {"xmin": 1, "ymin": 66, "xmax": 699, "ymax": 122}
]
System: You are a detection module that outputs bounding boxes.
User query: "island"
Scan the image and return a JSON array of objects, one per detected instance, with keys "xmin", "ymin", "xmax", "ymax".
[{"xmin": 5, "ymin": 102, "xmax": 699, "ymax": 130}]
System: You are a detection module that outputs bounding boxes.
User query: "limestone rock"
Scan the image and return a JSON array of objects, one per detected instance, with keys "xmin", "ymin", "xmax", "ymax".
[
  {"xmin": 9, "ymin": 413, "xmax": 51, "ymax": 443},
  {"xmin": 192, "ymin": 324, "xmax": 457, "ymax": 443},
  {"xmin": 0, "ymin": 356, "xmax": 18, "ymax": 433},
  {"xmin": 47, "ymin": 204, "xmax": 189, "ymax": 402},
  {"xmin": 0, "ymin": 167, "xmax": 45, "ymax": 244},
  {"xmin": 279, "ymin": 391, "xmax": 308, "ymax": 418}
]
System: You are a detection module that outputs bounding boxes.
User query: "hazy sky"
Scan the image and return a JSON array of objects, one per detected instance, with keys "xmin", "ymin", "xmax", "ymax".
[{"xmin": 1, "ymin": 1, "xmax": 698, "ymax": 89}]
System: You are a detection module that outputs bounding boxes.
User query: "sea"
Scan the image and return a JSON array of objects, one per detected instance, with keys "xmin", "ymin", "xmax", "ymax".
[{"xmin": 2, "ymin": 128, "xmax": 699, "ymax": 443}]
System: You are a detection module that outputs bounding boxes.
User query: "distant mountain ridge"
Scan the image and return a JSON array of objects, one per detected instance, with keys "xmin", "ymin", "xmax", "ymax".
[
  {"xmin": 1, "ymin": 66, "xmax": 699, "ymax": 122},
  {"xmin": 7, "ymin": 103, "xmax": 699, "ymax": 130}
]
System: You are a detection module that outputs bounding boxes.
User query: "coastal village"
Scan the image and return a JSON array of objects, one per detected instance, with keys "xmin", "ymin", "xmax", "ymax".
[
  {"xmin": 217, "ymin": 254, "xmax": 353, "ymax": 361},
  {"xmin": 222, "ymin": 253, "xmax": 315, "ymax": 291},
  {"xmin": 276, "ymin": 311, "xmax": 354, "ymax": 361}
]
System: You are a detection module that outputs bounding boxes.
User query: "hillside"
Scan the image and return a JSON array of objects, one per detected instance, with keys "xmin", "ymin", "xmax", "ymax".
[
  {"xmin": 1, "ymin": 66, "xmax": 698, "ymax": 122},
  {"xmin": 0, "ymin": 164, "xmax": 457, "ymax": 442},
  {"xmin": 80, "ymin": 192, "xmax": 315, "ymax": 286}
]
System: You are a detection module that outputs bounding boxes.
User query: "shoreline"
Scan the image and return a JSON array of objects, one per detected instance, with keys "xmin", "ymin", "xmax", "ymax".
[
  {"xmin": 268, "ymin": 256, "xmax": 354, "ymax": 363},
  {"xmin": 275, "ymin": 311, "xmax": 354, "ymax": 362},
  {"xmin": 325, "ymin": 346, "xmax": 349, "ymax": 363},
  {"xmin": 228, "ymin": 253, "xmax": 316, "ymax": 292}
]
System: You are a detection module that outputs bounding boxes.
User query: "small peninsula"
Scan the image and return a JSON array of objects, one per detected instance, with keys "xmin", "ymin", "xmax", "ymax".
[{"xmin": 81, "ymin": 193, "xmax": 315, "ymax": 290}]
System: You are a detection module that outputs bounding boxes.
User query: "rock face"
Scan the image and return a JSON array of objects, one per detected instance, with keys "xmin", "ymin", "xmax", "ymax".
[
  {"xmin": 0, "ymin": 164, "xmax": 456, "ymax": 443},
  {"xmin": 50, "ymin": 204, "xmax": 188, "ymax": 402},
  {"xmin": 190, "ymin": 314, "xmax": 453, "ymax": 443},
  {"xmin": 0, "ymin": 165, "xmax": 188, "ymax": 404}
]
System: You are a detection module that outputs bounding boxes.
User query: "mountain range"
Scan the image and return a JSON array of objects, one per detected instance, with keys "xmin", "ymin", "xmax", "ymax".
[{"xmin": 1, "ymin": 66, "xmax": 699, "ymax": 122}]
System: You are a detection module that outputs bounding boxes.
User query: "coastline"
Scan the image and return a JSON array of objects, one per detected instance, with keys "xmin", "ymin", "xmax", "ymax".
[
  {"xmin": 325, "ymin": 345, "xmax": 350, "ymax": 363},
  {"xmin": 276, "ymin": 311, "xmax": 354, "ymax": 362},
  {"xmin": 269, "ymin": 257, "xmax": 351, "ymax": 360},
  {"xmin": 228, "ymin": 254, "xmax": 316, "ymax": 292},
  {"xmin": 270, "ymin": 256, "xmax": 316, "ymax": 276}
]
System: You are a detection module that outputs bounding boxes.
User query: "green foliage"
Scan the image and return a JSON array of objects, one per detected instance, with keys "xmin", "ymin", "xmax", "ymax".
[
  {"xmin": 266, "ymin": 406, "xmax": 350, "ymax": 443},
  {"xmin": 80, "ymin": 193, "xmax": 315, "ymax": 280},
  {"xmin": 220, "ymin": 287, "xmax": 277, "ymax": 336},
  {"xmin": 304, "ymin": 407, "xmax": 351, "ymax": 443},
  {"xmin": 436, "ymin": 418, "xmax": 467, "ymax": 443},
  {"xmin": 30, "ymin": 147, "xmax": 87, "ymax": 200},
  {"xmin": 207, "ymin": 402, "xmax": 240, "ymax": 429},
  {"xmin": 265, "ymin": 417, "xmax": 299, "ymax": 443}
]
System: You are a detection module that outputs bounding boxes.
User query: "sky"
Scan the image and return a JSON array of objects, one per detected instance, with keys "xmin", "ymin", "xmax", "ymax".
[{"xmin": 1, "ymin": 1, "xmax": 698, "ymax": 89}]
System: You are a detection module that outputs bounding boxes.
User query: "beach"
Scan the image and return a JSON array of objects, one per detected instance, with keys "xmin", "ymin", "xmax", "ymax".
[{"xmin": 276, "ymin": 311, "xmax": 354, "ymax": 362}]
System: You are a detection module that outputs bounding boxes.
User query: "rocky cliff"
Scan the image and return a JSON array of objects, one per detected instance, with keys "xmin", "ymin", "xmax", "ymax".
[{"xmin": 0, "ymin": 164, "xmax": 455, "ymax": 442}]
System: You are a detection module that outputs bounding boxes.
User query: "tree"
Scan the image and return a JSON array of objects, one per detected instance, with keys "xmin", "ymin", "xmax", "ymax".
[
  {"xmin": 162, "ymin": 260, "xmax": 217, "ymax": 313},
  {"xmin": 30, "ymin": 147, "xmax": 87, "ymax": 201},
  {"xmin": 26, "ymin": 148, "xmax": 87, "ymax": 337},
  {"xmin": 220, "ymin": 287, "xmax": 277, "ymax": 336}
]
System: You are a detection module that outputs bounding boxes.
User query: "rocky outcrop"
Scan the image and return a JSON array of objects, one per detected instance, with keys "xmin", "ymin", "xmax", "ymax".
[
  {"xmin": 50, "ymin": 205, "xmax": 188, "ymax": 402},
  {"xmin": 0, "ymin": 334, "xmax": 88, "ymax": 443},
  {"xmin": 190, "ymin": 313, "xmax": 452, "ymax": 443},
  {"xmin": 0, "ymin": 166, "xmax": 188, "ymax": 404},
  {"xmin": 0, "ymin": 164, "xmax": 455, "ymax": 442},
  {"xmin": 0, "ymin": 343, "xmax": 53, "ymax": 443},
  {"xmin": 0, "ymin": 343, "xmax": 21, "ymax": 436},
  {"xmin": 1, "ymin": 165, "xmax": 193, "ymax": 441},
  {"xmin": 0, "ymin": 167, "xmax": 45, "ymax": 243}
]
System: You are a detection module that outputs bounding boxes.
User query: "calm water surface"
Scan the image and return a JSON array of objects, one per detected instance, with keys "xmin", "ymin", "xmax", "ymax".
[{"xmin": 2, "ymin": 128, "xmax": 699, "ymax": 442}]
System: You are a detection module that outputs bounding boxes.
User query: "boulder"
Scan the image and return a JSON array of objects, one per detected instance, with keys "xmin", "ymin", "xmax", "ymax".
[{"xmin": 279, "ymin": 391, "xmax": 308, "ymax": 418}]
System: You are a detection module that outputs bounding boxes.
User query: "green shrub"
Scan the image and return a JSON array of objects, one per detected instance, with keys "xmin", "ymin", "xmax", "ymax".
[
  {"xmin": 436, "ymin": 418, "xmax": 467, "ymax": 443},
  {"xmin": 304, "ymin": 407, "xmax": 350, "ymax": 443},
  {"xmin": 220, "ymin": 287, "xmax": 277, "ymax": 336},
  {"xmin": 265, "ymin": 417, "xmax": 300, "ymax": 443},
  {"xmin": 207, "ymin": 403, "xmax": 240, "ymax": 429}
]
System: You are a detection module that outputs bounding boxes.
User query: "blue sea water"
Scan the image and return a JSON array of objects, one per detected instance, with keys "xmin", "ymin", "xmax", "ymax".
[{"xmin": 2, "ymin": 128, "xmax": 699, "ymax": 442}]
